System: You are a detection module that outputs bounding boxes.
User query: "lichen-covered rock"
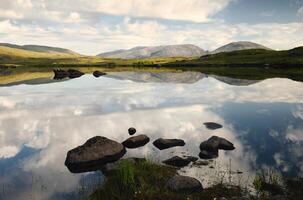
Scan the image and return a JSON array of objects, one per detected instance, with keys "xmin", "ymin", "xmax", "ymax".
[{"xmin": 65, "ymin": 136, "xmax": 126, "ymax": 173}]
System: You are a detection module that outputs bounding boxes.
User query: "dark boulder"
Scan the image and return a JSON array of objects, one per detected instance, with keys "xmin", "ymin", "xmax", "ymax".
[
  {"xmin": 153, "ymin": 138, "xmax": 185, "ymax": 150},
  {"xmin": 203, "ymin": 122, "xmax": 223, "ymax": 130},
  {"xmin": 128, "ymin": 127, "xmax": 136, "ymax": 135},
  {"xmin": 200, "ymin": 136, "xmax": 235, "ymax": 151},
  {"xmin": 93, "ymin": 71, "xmax": 107, "ymax": 77},
  {"xmin": 162, "ymin": 156, "xmax": 192, "ymax": 167},
  {"xmin": 199, "ymin": 149, "xmax": 219, "ymax": 160},
  {"xmin": 53, "ymin": 69, "xmax": 69, "ymax": 80},
  {"xmin": 67, "ymin": 69, "xmax": 84, "ymax": 79},
  {"xmin": 122, "ymin": 134, "xmax": 150, "ymax": 149},
  {"xmin": 166, "ymin": 175, "xmax": 203, "ymax": 193},
  {"xmin": 65, "ymin": 136, "xmax": 126, "ymax": 173}
]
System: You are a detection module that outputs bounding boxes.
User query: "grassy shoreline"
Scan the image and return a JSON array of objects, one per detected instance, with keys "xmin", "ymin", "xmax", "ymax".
[{"xmin": 85, "ymin": 159, "xmax": 302, "ymax": 200}]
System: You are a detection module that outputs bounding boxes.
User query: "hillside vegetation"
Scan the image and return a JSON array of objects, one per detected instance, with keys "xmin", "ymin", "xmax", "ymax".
[{"xmin": 169, "ymin": 48, "xmax": 303, "ymax": 67}]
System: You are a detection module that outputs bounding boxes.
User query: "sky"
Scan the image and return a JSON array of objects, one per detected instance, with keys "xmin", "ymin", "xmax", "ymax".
[{"xmin": 0, "ymin": 0, "xmax": 303, "ymax": 55}]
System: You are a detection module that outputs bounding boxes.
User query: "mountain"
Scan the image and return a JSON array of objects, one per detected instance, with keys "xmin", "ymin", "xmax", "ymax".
[
  {"xmin": 106, "ymin": 72, "xmax": 206, "ymax": 83},
  {"xmin": 211, "ymin": 41, "xmax": 271, "ymax": 54},
  {"xmin": 0, "ymin": 43, "xmax": 79, "ymax": 55},
  {"xmin": 97, "ymin": 44, "xmax": 206, "ymax": 59}
]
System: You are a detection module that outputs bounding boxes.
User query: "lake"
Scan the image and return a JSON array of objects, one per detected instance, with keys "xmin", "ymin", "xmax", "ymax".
[{"xmin": 0, "ymin": 71, "xmax": 303, "ymax": 200}]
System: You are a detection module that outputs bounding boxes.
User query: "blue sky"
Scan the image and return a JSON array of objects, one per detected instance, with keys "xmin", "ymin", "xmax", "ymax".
[{"xmin": 0, "ymin": 0, "xmax": 303, "ymax": 55}]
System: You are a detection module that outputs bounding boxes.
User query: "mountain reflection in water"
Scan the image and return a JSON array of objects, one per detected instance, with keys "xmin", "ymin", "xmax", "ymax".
[{"xmin": 0, "ymin": 72, "xmax": 302, "ymax": 200}]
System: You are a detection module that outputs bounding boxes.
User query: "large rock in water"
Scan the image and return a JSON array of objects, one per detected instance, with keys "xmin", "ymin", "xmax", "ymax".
[
  {"xmin": 65, "ymin": 136, "xmax": 126, "ymax": 173},
  {"xmin": 166, "ymin": 175, "xmax": 203, "ymax": 193},
  {"xmin": 162, "ymin": 156, "xmax": 193, "ymax": 167},
  {"xmin": 122, "ymin": 134, "xmax": 150, "ymax": 149},
  {"xmin": 200, "ymin": 136, "xmax": 235, "ymax": 151},
  {"xmin": 153, "ymin": 138, "xmax": 185, "ymax": 150}
]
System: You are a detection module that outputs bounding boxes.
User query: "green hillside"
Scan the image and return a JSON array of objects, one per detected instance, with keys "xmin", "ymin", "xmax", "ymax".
[{"xmin": 169, "ymin": 47, "xmax": 303, "ymax": 67}]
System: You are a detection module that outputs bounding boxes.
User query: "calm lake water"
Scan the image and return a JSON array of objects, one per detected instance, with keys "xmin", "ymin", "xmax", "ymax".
[{"xmin": 0, "ymin": 72, "xmax": 303, "ymax": 200}]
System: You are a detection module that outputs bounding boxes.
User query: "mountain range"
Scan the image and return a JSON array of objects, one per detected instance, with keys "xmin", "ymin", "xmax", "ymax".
[
  {"xmin": 0, "ymin": 41, "xmax": 272, "ymax": 60},
  {"xmin": 97, "ymin": 42, "xmax": 271, "ymax": 59}
]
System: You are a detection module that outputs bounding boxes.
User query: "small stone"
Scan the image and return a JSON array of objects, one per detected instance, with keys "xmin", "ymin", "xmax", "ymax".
[{"xmin": 128, "ymin": 127, "xmax": 136, "ymax": 135}]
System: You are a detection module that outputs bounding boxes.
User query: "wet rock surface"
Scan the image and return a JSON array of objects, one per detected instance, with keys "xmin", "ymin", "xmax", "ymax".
[
  {"xmin": 65, "ymin": 136, "xmax": 126, "ymax": 173},
  {"xmin": 200, "ymin": 136, "xmax": 235, "ymax": 151},
  {"xmin": 203, "ymin": 122, "xmax": 223, "ymax": 130},
  {"xmin": 122, "ymin": 134, "xmax": 150, "ymax": 149},
  {"xmin": 166, "ymin": 175, "xmax": 203, "ymax": 193},
  {"xmin": 153, "ymin": 138, "xmax": 185, "ymax": 150}
]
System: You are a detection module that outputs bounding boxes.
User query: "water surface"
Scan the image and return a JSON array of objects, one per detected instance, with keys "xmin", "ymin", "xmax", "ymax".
[{"xmin": 0, "ymin": 72, "xmax": 303, "ymax": 199}]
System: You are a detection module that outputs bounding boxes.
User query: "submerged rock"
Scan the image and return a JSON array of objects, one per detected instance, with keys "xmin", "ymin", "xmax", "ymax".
[
  {"xmin": 199, "ymin": 149, "xmax": 219, "ymax": 160},
  {"xmin": 184, "ymin": 156, "xmax": 199, "ymax": 162},
  {"xmin": 65, "ymin": 136, "xmax": 126, "ymax": 173},
  {"xmin": 203, "ymin": 122, "xmax": 223, "ymax": 130},
  {"xmin": 162, "ymin": 156, "xmax": 192, "ymax": 167},
  {"xmin": 166, "ymin": 175, "xmax": 203, "ymax": 193},
  {"xmin": 128, "ymin": 127, "xmax": 136, "ymax": 136},
  {"xmin": 200, "ymin": 136, "xmax": 235, "ymax": 151},
  {"xmin": 153, "ymin": 138, "xmax": 185, "ymax": 150},
  {"xmin": 93, "ymin": 71, "xmax": 106, "ymax": 77},
  {"xmin": 122, "ymin": 134, "xmax": 150, "ymax": 149}
]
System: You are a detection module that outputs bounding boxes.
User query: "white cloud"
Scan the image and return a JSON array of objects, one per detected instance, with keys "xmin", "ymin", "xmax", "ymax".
[
  {"xmin": 0, "ymin": 145, "xmax": 19, "ymax": 158},
  {"xmin": 0, "ymin": 0, "xmax": 302, "ymax": 54}
]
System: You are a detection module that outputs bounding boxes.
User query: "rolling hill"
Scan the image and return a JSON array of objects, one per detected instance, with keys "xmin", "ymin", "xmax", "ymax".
[
  {"xmin": 211, "ymin": 41, "xmax": 271, "ymax": 54},
  {"xmin": 0, "ymin": 43, "xmax": 79, "ymax": 55},
  {"xmin": 97, "ymin": 44, "xmax": 206, "ymax": 59}
]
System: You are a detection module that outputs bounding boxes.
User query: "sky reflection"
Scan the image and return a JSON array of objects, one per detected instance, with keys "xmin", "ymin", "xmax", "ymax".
[{"xmin": 0, "ymin": 73, "xmax": 303, "ymax": 199}]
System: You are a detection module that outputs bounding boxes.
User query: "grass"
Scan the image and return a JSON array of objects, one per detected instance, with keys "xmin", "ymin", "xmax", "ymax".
[{"xmin": 87, "ymin": 159, "xmax": 247, "ymax": 200}]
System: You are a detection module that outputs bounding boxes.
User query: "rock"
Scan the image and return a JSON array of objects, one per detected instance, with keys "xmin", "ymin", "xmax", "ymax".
[
  {"xmin": 128, "ymin": 127, "xmax": 136, "ymax": 135},
  {"xmin": 162, "ymin": 156, "xmax": 192, "ymax": 167},
  {"xmin": 166, "ymin": 175, "xmax": 203, "ymax": 193},
  {"xmin": 199, "ymin": 149, "xmax": 219, "ymax": 160},
  {"xmin": 93, "ymin": 71, "xmax": 106, "ymax": 77},
  {"xmin": 204, "ymin": 122, "xmax": 223, "ymax": 130},
  {"xmin": 67, "ymin": 69, "xmax": 84, "ymax": 79},
  {"xmin": 53, "ymin": 69, "xmax": 84, "ymax": 80},
  {"xmin": 122, "ymin": 134, "xmax": 150, "ymax": 149},
  {"xmin": 53, "ymin": 69, "xmax": 69, "ymax": 80},
  {"xmin": 200, "ymin": 136, "xmax": 235, "ymax": 151},
  {"xmin": 65, "ymin": 136, "xmax": 126, "ymax": 173},
  {"xmin": 153, "ymin": 138, "xmax": 185, "ymax": 150}
]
